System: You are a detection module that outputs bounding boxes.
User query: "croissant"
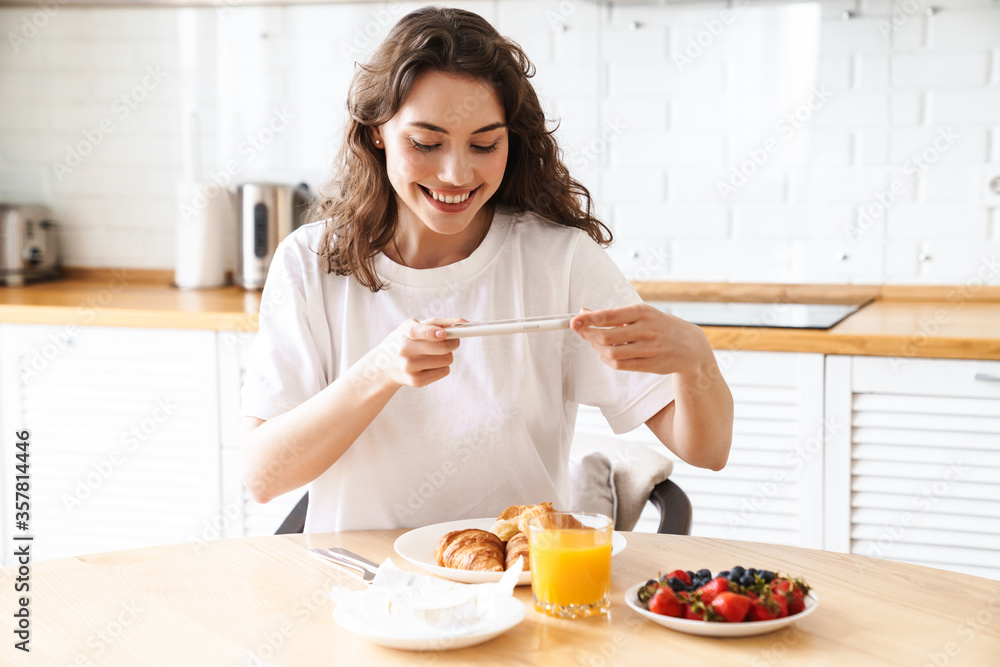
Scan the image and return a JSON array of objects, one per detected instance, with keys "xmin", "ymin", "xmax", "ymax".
[
  {"xmin": 493, "ymin": 502, "xmax": 554, "ymax": 541},
  {"xmin": 505, "ymin": 531, "xmax": 530, "ymax": 572},
  {"xmin": 435, "ymin": 529, "xmax": 505, "ymax": 572}
]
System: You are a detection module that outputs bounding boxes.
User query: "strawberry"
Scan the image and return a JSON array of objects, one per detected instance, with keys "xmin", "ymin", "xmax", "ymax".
[
  {"xmin": 681, "ymin": 596, "xmax": 719, "ymax": 621},
  {"xmin": 771, "ymin": 577, "xmax": 810, "ymax": 616},
  {"xmin": 696, "ymin": 576, "xmax": 731, "ymax": 604},
  {"xmin": 747, "ymin": 590, "xmax": 788, "ymax": 621},
  {"xmin": 648, "ymin": 588, "xmax": 683, "ymax": 618},
  {"xmin": 666, "ymin": 569, "xmax": 692, "ymax": 586},
  {"xmin": 711, "ymin": 591, "xmax": 753, "ymax": 623}
]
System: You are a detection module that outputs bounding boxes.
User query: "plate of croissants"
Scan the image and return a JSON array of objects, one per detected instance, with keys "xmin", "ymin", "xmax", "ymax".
[{"xmin": 393, "ymin": 503, "xmax": 627, "ymax": 586}]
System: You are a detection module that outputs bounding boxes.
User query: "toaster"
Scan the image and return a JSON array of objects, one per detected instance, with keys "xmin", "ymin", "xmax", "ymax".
[{"xmin": 0, "ymin": 204, "xmax": 60, "ymax": 286}]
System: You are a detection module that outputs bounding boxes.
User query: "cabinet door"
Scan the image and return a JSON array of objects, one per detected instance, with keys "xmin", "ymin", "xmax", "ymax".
[
  {"xmin": 577, "ymin": 351, "xmax": 825, "ymax": 546},
  {"xmin": 0, "ymin": 325, "xmax": 221, "ymax": 563},
  {"xmin": 217, "ymin": 331, "xmax": 302, "ymax": 538},
  {"xmin": 825, "ymin": 356, "xmax": 1000, "ymax": 580}
]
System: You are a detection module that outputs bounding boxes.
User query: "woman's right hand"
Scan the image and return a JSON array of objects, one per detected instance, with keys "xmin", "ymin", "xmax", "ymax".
[{"xmin": 375, "ymin": 318, "xmax": 463, "ymax": 388}]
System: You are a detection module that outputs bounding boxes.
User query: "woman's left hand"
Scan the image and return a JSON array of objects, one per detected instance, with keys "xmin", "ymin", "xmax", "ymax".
[{"xmin": 570, "ymin": 303, "xmax": 713, "ymax": 377}]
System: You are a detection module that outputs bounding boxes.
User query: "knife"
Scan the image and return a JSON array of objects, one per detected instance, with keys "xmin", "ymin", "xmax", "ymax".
[{"xmin": 309, "ymin": 547, "xmax": 379, "ymax": 583}]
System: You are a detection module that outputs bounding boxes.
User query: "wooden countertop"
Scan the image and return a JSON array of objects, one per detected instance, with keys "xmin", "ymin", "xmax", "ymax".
[{"xmin": 1, "ymin": 272, "xmax": 998, "ymax": 359}]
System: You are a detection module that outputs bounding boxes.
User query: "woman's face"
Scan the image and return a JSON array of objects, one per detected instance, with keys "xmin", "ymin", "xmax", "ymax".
[{"xmin": 373, "ymin": 70, "xmax": 509, "ymax": 237}]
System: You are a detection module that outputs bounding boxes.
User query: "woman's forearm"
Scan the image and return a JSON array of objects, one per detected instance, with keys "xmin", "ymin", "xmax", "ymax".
[
  {"xmin": 646, "ymin": 354, "xmax": 734, "ymax": 471},
  {"xmin": 240, "ymin": 349, "xmax": 400, "ymax": 504},
  {"xmin": 240, "ymin": 318, "xmax": 460, "ymax": 503}
]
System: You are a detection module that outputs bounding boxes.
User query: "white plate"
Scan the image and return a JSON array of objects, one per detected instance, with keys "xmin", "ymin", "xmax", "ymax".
[
  {"xmin": 624, "ymin": 582, "xmax": 819, "ymax": 638},
  {"xmin": 333, "ymin": 595, "xmax": 525, "ymax": 651},
  {"xmin": 394, "ymin": 518, "xmax": 627, "ymax": 586}
]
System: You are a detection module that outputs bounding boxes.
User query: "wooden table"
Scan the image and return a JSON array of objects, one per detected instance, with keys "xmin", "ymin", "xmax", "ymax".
[{"xmin": 2, "ymin": 532, "xmax": 999, "ymax": 665}]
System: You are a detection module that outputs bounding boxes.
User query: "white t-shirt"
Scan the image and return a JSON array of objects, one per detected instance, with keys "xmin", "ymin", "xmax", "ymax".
[{"xmin": 240, "ymin": 208, "xmax": 674, "ymax": 531}]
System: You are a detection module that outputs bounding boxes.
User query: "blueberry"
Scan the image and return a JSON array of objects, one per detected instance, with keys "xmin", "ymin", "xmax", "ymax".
[
  {"xmin": 686, "ymin": 570, "xmax": 696, "ymax": 581},
  {"xmin": 667, "ymin": 577, "xmax": 685, "ymax": 591},
  {"xmin": 747, "ymin": 568, "xmax": 759, "ymax": 577},
  {"xmin": 731, "ymin": 566, "xmax": 746, "ymax": 578},
  {"xmin": 717, "ymin": 570, "xmax": 730, "ymax": 579},
  {"xmin": 761, "ymin": 571, "xmax": 776, "ymax": 583},
  {"xmin": 696, "ymin": 569, "xmax": 712, "ymax": 580},
  {"xmin": 739, "ymin": 573, "xmax": 755, "ymax": 588}
]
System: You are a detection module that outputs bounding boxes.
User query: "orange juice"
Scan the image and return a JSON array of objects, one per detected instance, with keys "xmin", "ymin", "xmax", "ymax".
[{"xmin": 527, "ymin": 512, "xmax": 613, "ymax": 618}]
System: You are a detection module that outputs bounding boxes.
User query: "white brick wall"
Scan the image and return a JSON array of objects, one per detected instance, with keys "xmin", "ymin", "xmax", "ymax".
[{"xmin": 0, "ymin": 0, "xmax": 996, "ymax": 284}]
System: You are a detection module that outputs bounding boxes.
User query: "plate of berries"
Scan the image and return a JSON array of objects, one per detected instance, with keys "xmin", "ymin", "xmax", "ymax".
[{"xmin": 625, "ymin": 566, "xmax": 818, "ymax": 638}]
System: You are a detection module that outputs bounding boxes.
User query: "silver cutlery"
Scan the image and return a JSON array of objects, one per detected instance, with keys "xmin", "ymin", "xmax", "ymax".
[{"xmin": 309, "ymin": 547, "xmax": 379, "ymax": 583}]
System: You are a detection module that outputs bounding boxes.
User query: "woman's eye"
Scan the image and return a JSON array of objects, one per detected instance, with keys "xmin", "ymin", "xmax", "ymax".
[
  {"xmin": 410, "ymin": 140, "xmax": 439, "ymax": 152},
  {"xmin": 473, "ymin": 142, "xmax": 500, "ymax": 154}
]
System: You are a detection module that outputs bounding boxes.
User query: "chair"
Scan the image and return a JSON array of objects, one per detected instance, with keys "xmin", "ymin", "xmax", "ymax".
[{"xmin": 274, "ymin": 481, "xmax": 692, "ymax": 535}]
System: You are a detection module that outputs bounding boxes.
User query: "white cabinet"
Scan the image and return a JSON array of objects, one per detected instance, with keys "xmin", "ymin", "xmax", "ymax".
[
  {"xmin": 577, "ymin": 351, "xmax": 826, "ymax": 547},
  {"xmin": 216, "ymin": 330, "xmax": 302, "ymax": 539},
  {"xmin": 0, "ymin": 325, "xmax": 221, "ymax": 563},
  {"xmin": 825, "ymin": 356, "xmax": 1000, "ymax": 580}
]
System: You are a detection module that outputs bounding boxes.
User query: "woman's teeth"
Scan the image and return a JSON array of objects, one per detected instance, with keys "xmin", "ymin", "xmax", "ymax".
[{"xmin": 426, "ymin": 188, "xmax": 473, "ymax": 204}]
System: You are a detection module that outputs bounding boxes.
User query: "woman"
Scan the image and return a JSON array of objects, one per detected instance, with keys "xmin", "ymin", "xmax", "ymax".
[{"xmin": 240, "ymin": 6, "xmax": 733, "ymax": 532}]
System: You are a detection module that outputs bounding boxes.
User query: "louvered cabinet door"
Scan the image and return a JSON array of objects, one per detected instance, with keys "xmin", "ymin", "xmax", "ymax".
[
  {"xmin": 826, "ymin": 356, "xmax": 1000, "ymax": 580},
  {"xmin": 217, "ymin": 331, "xmax": 303, "ymax": 538},
  {"xmin": 576, "ymin": 351, "xmax": 825, "ymax": 546},
  {"xmin": 0, "ymin": 325, "xmax": 221, "ymax": 563}
]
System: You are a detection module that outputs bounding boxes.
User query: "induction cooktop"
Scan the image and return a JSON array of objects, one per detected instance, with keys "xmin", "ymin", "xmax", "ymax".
[{"xmin": 647, "ymin": 300, "xmax": 869, "ymax": 330}]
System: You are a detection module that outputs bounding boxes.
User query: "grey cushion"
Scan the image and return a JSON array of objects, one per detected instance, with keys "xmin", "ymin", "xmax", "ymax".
[{"xmin": 569, "ymin": 432, "xmax": 674, "ymax": 531}]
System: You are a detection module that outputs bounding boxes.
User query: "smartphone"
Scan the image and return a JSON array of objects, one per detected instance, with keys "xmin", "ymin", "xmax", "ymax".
[{"xmin": 443, "ymin": 313, "xmax": 577, "ymax": 339}]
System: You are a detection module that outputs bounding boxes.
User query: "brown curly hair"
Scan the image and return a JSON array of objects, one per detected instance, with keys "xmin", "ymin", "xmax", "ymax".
[{"xmin": 313, "ymin": 5, "xmax": 612, "ymax": 292}]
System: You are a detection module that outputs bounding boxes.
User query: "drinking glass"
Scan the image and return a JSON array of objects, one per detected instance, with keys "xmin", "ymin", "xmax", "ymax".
[{"xmin": 527, "ymin": 512, "xmax": 613, "ymax": 619}]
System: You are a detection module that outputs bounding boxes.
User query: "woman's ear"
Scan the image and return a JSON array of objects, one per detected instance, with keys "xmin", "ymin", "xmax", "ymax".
[{"xmin": 367, "ymin": 126, "xmax": 384, "ymax": 148}]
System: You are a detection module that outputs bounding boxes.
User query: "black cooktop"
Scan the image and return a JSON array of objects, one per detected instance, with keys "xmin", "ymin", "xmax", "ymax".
[{"xmin": 648, "ymin": 300, "xmax": 869, "ymax": 330}]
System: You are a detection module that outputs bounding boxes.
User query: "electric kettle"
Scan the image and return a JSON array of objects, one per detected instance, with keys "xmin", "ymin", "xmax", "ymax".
[{"xmin": 235, "ymin": 182, "xmax": 312, "ymax": 290}]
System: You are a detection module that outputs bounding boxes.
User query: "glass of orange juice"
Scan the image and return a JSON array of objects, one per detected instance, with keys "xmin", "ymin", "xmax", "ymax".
[{"xmin": 527, "ymin": 512, "xmax": 613, "ymax": 619}]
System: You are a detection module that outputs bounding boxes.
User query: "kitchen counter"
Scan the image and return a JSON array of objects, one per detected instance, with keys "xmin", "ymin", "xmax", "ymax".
[{"xmin": 1, "ymin": 271, "xmax": 999, "ymax": 359}]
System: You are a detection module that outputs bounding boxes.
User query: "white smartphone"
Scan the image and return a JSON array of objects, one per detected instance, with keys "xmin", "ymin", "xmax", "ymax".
[{"xmin": 443, "ymin": 313, "xmax": 578, "ymax": 339}]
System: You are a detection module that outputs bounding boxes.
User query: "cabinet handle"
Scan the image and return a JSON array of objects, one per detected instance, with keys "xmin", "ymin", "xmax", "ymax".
[{"xmin": 974, "ymin": 373, "xmax": 1000, "ymax": 383}]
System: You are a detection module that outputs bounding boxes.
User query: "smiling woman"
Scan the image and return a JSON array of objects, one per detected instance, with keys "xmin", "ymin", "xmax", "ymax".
[{"xmin": 238, "ymin": 6, "xmax": 733, "ymax": 533}]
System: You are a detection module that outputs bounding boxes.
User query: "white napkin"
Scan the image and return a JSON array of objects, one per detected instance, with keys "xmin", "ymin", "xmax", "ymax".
[{"xmin": 330, "ymin": 557, "xmax": 522, "ymax": 638}]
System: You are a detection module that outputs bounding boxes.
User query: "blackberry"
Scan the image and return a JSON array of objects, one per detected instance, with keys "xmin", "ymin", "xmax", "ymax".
[
  {"xmin": 696, "ymin": 568, "xmax": 712, "ymax": 580},
  {"xmin": 667, "ymin": 577, "xmax": 686, "ymax": 592}
]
